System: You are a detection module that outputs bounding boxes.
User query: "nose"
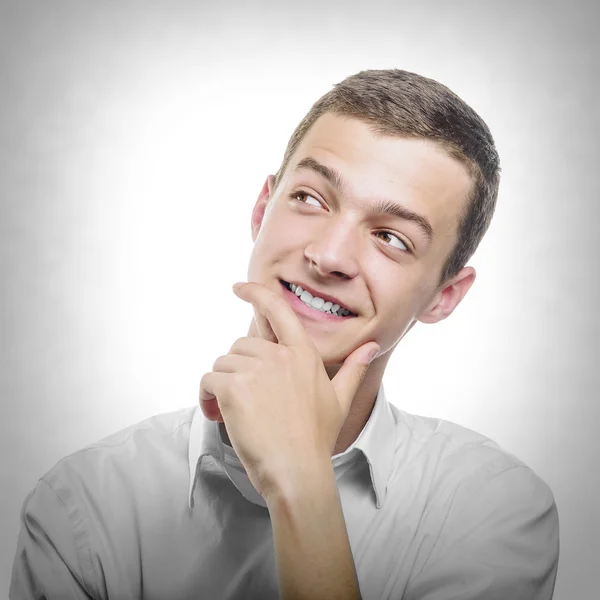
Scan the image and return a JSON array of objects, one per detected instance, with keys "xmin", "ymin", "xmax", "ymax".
[{"xmin": 304, "ymin": 220, "xmax": 360, "ymax": 280}]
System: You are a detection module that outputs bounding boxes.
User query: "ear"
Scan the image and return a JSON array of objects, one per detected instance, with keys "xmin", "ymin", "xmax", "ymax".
[
  {"xmin": 251, "ymin": 175, "xmax": 275, "ymax": 242},
  {"xmin": 417, "ymin": 266, "xmax": 476, "ymax": 324}
]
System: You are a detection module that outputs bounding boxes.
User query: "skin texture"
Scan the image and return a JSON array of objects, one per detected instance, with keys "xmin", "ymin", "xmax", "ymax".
[
  {"xmin": 243, "ymin": 113, "xmax": 475, "ymax": 454},
  {"xmin": 198, "ymin": 113, "xmax": 479, "ymax": 599}
]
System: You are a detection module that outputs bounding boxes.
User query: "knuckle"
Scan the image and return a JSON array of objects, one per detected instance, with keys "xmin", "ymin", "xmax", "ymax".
[
  {"xmin": 295, "ymin": 346, "xmax": 312, "ymax": 363},
  {"xmin": 229, "ymin": 337, "xmax": 247, "ymax": 354},
  {"xmin": 199, "ymin": 373, "xmax": 213, "ymax": 400},
  {"xmin": 273, "ymin": 344, "xmax": 287, "ymax": 358},
  {"xmin": 275, "ymin": 345, "xmax": 293, "ymax": 364},
  {"xmin": 232, "ymin": 373, "xmax": 249, "ymax": 393}
]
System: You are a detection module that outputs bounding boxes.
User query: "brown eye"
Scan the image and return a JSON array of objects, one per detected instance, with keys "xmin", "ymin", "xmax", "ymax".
[
  {"xmin": 376, "ymin": 231, "xmax": 407, "ymax": 251},
  {"xmin": 291, "ymin": 192, "xmax": 321, "ymax": 208}
]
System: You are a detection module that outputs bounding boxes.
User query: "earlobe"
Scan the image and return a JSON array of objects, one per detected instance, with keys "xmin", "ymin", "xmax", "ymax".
[
  {"xmin": 418, "ymin": 267, "xmax": 476, "ymax": 324},
  {"xmin": 250, "ymin": 176, "xmax": 275, "ymax": 242}
]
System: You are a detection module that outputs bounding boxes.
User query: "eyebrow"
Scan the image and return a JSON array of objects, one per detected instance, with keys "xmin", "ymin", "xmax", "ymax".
[{"xmin": 294, "ymin": 156, "xmax": 434, "ymax": 242}]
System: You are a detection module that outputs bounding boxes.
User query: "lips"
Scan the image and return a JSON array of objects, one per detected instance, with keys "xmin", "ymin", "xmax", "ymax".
[{"xmin": 280, "ymin": 279, "xmax": 357, "ymax": 316}]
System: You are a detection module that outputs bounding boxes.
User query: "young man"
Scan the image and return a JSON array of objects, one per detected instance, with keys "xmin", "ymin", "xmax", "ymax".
[{"xmin": 11, "ymin": 69, "xmax": 559, "ymax": 599}]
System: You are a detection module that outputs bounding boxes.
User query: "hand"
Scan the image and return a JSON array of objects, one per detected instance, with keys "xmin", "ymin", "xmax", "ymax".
[{"xmin": 199, "ymin": 281, "xmax": 380, "ymax": 500}]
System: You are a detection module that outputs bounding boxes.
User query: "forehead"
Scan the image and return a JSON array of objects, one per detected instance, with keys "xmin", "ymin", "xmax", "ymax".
[{"xmin": 287, "ymin": 113, "xmax": 474, "ymax": 243}]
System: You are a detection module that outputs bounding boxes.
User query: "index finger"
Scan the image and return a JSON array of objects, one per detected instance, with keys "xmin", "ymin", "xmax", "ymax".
[
  {"xmin": 233, "ymin": 281, "xmax": 311, "ymax": 348},
  {"xmin": 249, "ymin": 304, "xmax": 278, "ymax": 343}
]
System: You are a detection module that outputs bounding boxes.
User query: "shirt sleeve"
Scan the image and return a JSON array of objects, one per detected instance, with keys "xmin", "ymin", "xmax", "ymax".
[
  {"xmin": 10, "ymin": 479, "xmax": 99, "ymax": 600},
  {"xmin": 404, "ymin": 465, "xmax": 560, "ymax": 600}
]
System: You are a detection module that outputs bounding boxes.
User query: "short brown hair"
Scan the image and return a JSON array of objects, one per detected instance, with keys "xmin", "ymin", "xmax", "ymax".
[{"xmin": 273, "ymin": 69, "xmax": 501, "ymax": 287}]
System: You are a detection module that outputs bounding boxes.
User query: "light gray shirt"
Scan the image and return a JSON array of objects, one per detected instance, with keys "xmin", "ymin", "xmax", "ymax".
[{"xmin": 10, "ymin": 384, "xmax": 559, "ymax": 599}]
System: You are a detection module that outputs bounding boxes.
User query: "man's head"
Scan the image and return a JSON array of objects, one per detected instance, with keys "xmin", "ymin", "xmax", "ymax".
[
  {"xmin": 247, "ymin": 69, "xmax": 500, "ymax": 369},
  {"xmin": 274, "ymin": 69, "xmax": 500, "ymax": 287}
]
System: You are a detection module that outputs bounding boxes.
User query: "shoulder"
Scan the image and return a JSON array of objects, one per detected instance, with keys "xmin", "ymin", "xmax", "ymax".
[
  {"xmin": 13, "ymin": 408, "xmax": 198, "ymax": 598},
  {"xmin": 389, "ymin": 408, "xmax": 559, "ymax": 595},
  {"xmin": 40, "ymin": 406, "xmax": 197, "ymax": 505},
  {"xmin": 390, "ymin": 405, "xmax": 559, "ymax": 537},
  {"xmin": 391, "ymin": 405, "xmax": 536, "ymax": 481},
  {"xmin": 389, "ymin": 405, "xmax": 558, "ymax": 519},
  {"xmin": 86, "ymin": 405, "xmax": 197, "ymax": 449}
]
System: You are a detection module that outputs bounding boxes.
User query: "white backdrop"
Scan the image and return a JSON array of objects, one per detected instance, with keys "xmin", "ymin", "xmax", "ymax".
[{"xmin": 1, "ymin": 1, "xmax": 598, "ymax": 598}]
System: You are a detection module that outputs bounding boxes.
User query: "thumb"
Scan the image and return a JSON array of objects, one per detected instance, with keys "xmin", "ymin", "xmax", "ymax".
[{"xmin": 331, "ymin": 343, "xmax": 380, "ymax": 412}]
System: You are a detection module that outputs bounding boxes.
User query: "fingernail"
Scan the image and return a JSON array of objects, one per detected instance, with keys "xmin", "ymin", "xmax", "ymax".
[
  {"xmin": 232, "ymin": 282, "xmax": 245, "ymax": 290},
  {"xmin": 367, "ymin": 347, "xmax": 380, "ymax": 363}
]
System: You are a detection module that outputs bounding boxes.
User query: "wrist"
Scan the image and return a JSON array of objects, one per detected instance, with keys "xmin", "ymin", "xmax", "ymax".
[{"xmin": 263, "ymin": 456, "xmax": 336, "ymax": 507}]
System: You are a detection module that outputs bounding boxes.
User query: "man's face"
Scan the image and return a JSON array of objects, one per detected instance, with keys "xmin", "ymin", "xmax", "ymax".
[{"xmin": 247, "ymin": 113, "xmax": 473, "ymax": 367}]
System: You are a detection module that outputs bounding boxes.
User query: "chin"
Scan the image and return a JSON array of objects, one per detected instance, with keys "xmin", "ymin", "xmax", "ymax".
[{"xmin": 312, "ymin": 341, "xmax": 353, "ymax": 368}]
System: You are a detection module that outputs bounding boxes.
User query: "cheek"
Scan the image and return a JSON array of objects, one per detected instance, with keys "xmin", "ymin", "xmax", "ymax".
[
  {"xmin": 257, "ymin": 226, "xmax": 304, "ymax": 256},
  {"xmin": 247, "ymin": 216, "xmax": 306, "ymax": 272},
  {"xmin": 368, "ymin": 281, "xmax": 424, "ymax": 350}
]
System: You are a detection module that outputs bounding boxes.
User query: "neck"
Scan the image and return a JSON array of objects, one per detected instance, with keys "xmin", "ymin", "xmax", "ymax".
[{"xmin": 218, "ymin": 319, "xmax": 389, "ymax": 456}]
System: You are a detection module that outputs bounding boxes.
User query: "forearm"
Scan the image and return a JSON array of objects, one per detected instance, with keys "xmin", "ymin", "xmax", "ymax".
[{"xmin": 265, "ymin": 461, "xmax": 361, "ymax": 600}]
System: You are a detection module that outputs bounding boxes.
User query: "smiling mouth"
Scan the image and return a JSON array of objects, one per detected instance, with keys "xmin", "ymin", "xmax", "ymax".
[{"xmin": 280, "ymin": 280, "xmax": 356, "ymax": 317}]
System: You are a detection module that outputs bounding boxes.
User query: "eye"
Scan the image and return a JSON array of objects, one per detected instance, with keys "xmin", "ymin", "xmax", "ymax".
[
  {"xmin": 290, "ymin": 191, "xmax": 322, "ymax": 208},
  {"xmin": 375, "ymin": 231, "xmax": 408, "ymax": 252}
]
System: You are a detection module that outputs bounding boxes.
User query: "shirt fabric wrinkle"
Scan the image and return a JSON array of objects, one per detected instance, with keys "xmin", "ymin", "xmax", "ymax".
[{"xmin": 10, "ymin": 383, "xmax": 560, "ymax": 600}]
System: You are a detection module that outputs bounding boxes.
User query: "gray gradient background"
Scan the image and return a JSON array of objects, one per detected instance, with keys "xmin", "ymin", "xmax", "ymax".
[{"xmin": 1, "ymin": 1, "xmax": 598, "ymax": 598}]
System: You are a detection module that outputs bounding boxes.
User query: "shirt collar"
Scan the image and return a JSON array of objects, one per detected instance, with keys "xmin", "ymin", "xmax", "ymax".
[{"xmin": 188, "ymin": 383, "xmax": 396, "ymax": 510}]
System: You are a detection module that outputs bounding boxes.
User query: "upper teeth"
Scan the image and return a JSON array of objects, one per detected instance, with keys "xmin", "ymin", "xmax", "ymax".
[{"xmin": 288, "ymin": 283, "xmax": 352, "ymax": 316}]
